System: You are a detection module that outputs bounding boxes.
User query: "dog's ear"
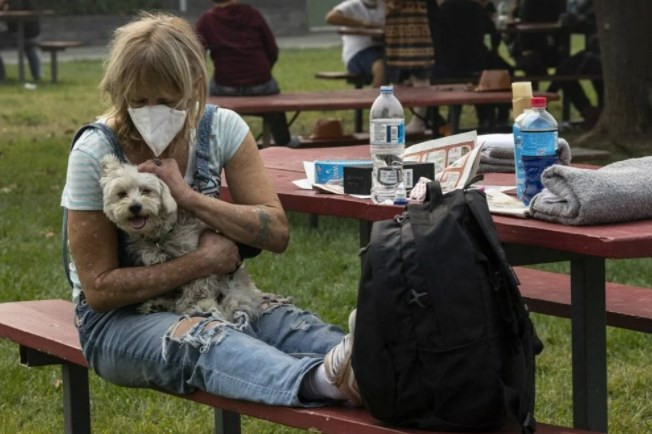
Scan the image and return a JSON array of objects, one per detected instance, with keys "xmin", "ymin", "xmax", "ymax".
[
  {"xmin": 158, "ymin": 177, "xmax": 178, "ymax": 217},
  {"xmin": 100, "ymin": 154, "xmax": 122, "ymax": 180}
]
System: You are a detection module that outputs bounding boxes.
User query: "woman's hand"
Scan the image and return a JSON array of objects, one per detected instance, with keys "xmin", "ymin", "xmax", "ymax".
[
  {"xmin": 197, "ymin": 230, "xmax": 241, "ymax": 274},
  {"xmin": 138, "ymin": 158, "xmax": 196, "ymax": 208}
]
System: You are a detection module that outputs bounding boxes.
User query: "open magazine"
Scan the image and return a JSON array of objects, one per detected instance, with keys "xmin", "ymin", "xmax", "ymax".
[{"xmin": 404, "ymin": 131, "xmax": 530, "ymax": 218}]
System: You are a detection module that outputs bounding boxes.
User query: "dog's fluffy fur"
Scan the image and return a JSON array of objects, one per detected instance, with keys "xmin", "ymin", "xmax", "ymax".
[{"xmin": 99, "ymin": 155, "xmax": 264, "ymax": 321}]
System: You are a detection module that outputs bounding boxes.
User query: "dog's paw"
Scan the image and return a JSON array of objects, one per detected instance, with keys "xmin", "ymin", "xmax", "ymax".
[{"xmin": 220, "ymin": 292, "xmax": 262, "ymax": 323}]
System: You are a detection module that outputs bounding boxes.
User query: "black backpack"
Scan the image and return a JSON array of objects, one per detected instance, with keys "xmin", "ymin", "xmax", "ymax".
[{"xmin": 352, "ymin": 181, "xmax": 543, "ymax": 433}]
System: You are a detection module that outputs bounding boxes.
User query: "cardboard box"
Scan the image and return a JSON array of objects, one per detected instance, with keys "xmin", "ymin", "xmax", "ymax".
[
  {"xmin": 314, "ymin": 160, "xmax": 372, "ymax": 185},
  {"xmin": 343, "ymin": 161, "xmax": 435, "ymax": 195}
]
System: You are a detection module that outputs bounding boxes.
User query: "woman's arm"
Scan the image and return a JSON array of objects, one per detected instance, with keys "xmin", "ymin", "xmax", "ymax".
[
  {"xmin": 68, "ymin": 209, "xmax": 241, "ymax": 312},
  {"xmin": 139, "ymin": 132, "xmax": 290, "ymax": 253}
]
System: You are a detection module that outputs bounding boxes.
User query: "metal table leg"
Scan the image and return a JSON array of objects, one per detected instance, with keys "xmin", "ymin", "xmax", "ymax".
[
  {"xmin": 17, "ymin": 20, "xmax": 25, "ymax": 82},
  {"xmin": 570, "ymin": 256, "xmax": 607, "ymax": 432},
  {"xmin": 214, "ymin": 409, "xmax": 241, "ymax": 434}
]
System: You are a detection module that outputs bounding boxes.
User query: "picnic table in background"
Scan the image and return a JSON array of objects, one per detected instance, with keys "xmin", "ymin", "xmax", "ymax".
[
  {"xmin": 0, "ymin": 8, "xmax": 53, "ymax": 81},
  {"xmin": 208, "ymin": 86, "xmax": 558, "ymax": 147}
]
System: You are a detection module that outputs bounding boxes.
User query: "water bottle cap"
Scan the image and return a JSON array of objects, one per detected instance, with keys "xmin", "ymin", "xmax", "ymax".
[
  {"xmin": 380, "ymin": 85, "xmax": 394, "ymax": 94},
  {"xmin": 531, "ymin": 97, "xmax": 547, "ymax": 108}
]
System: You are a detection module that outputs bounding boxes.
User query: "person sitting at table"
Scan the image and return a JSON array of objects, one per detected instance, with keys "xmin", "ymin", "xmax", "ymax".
[
  {"xmin": 0, "ymin": 0, "xmax": 41, "ymax": 82},
  {"xmin": 195, "ymin": 0, "xmax": 299, "ymax": 147},
  {"xmin": 325, "ymin": 0, "xmax": 386, "ymax": 88},
  {"xmin": 507, "ymin": 0, "xmax": 566, "ymax": 78},
  {"xmin": 429, "ymin": 0, "xmax": 513, "ymax": 130},
  {"xmin": 384, "ymin": 0, "xmax": 435, "ymax": 134},
  {"xmin": 63, "ymin": 11, "xmax": 361, "ymax": 415},
  {"xmin": 547, "ymin": 0, "xmax": 602, "ymax": 129}
]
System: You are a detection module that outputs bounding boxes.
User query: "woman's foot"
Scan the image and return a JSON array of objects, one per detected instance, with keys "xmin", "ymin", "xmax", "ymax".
[{"xmin": 323, "ymin": 310, "xmax": 361, "ymax": 406}]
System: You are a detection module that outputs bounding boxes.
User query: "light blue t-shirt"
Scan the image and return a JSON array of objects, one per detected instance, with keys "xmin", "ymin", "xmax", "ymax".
[{"xmin": 60, "ymin": 107, "xmax": 249, "ymax": 302}]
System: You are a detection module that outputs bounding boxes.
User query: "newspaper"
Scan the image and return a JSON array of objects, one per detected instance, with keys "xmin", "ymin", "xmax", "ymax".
[
  {"xmin": 404, "ymin": 131, "xmax": 480, "ymax": 193},
  {"xmin": 404, "ymin": 131, "xmax": 530, "ymax": 217}
]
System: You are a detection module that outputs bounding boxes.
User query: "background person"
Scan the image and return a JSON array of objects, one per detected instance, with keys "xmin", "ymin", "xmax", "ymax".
[
  {"xmin": 547, "ymin": 0, "xmax": 602, "ymax": 129},
  {"xmin": 63, "ymin": 13, "xmax": 360, "ymax": 411},
  {"xmin": 195, "ymin": 0, "xmax": 299, "ymax": 147},
  {"xmin": 0, "ymin": 0, "xmax": 41, "ymax": 82},
  {"xmin": 429, "ymin": 0, "xmax": 513, "ymax": 130},
  {"xmin": 325, "ymin": 0, "xmax": 386, "ymax": 88},
  {"xmin": 507, "ymin": 0, "xmax": 566, "ymax": 78},
  {"xmin": 384, "ymin": 0, "xmax": 435, "ymax": 134}
]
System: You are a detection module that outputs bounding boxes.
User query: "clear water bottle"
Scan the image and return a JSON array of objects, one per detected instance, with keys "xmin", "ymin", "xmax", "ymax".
[
  {"xmin": 520, "ymin": 97, "xmax": 558, "ymax": 205},
  {"xmin": 513, "ymin": 109, "xmax": 531, "ymax": 202},
  {"xmin": 369, "ymin": 85, "xmax": 405, "ymax": 204}
]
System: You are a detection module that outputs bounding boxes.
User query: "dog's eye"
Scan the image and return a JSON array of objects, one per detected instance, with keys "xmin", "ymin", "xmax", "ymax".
[
  {"xmin": 117, "ymin": 192, "xmax": 127, "ymax": 199},
  {"xmin": 140, "ymin": 188, "xmax": 152, "ymax": 195}
]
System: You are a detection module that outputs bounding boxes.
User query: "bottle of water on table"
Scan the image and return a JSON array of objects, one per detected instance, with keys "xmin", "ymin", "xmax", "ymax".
[
  {"xmin": 520, "ymin": 96, "xmax": 558, "ymax": 205},
  {"xmin": 369, "ymin": 85, "xmax": 405, "ymax": 204}
]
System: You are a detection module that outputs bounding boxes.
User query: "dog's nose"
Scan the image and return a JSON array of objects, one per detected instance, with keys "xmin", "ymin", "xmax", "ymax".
[{"xmin": 129, "ymin": 203, "xmax": 142, "ymax": 215}]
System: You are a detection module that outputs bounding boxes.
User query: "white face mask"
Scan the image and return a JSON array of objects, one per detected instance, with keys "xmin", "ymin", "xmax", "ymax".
[{"xmin": 127, "ymin": 104, "xmax": 187, "ymax": 157}]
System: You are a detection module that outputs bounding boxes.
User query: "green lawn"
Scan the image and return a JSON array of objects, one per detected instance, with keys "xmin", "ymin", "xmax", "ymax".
[{"xmin": 1, "ymin": 46, "xmax": 651, "ymax": 433}]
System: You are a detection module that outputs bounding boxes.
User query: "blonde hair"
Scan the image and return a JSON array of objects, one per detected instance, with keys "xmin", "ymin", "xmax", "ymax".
[{"xmin": 100, "ymin": 12, "xmax": 207, "ymax": 152}]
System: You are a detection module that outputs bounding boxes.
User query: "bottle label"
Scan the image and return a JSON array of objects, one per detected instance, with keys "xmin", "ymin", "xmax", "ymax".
[
  {"xmin": 370, "ymin": 119, "xmax": 405, "ymax": 146},
  {"xmin": 513, "ymin": 123, "xmax": 525, "ymax": 200},
  {"xmin": 521, "ymin": 129, "xmax": 558, "ymax": 156},
  {"xmin": 377, "ymin": 166, "xmax": 402, "ymax": 186}
]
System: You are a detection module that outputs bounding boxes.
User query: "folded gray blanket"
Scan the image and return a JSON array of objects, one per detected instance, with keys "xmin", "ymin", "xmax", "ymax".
[
  {"xmin": 477, "ymin": 134, "xmax": 571, "ymax": 174},
  {"xmin": 529, "ymin": 156, "xmax": 652, "ymax": 225}
]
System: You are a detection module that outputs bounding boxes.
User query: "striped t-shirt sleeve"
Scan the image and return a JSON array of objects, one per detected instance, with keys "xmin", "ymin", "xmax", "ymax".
[
  {"xmin": 213, "ymin": 108, "xmax": 250, "ymax": 165},
  {"xmin": 60, "ymin": 129, "xmax": 113, "ymax": 211}
]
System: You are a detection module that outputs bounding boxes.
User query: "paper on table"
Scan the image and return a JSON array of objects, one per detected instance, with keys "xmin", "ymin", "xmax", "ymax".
[
  {"xmin": 404, "ymin": 131, "xmax": 477, "ymax": 174},
  {"xmin": 405, "ymin": 131, "xmax": 481, "ymax": 193},
  {"xmin": 291, "ymin": 161, "xmax": 370, "ymax": 199},
  {"xmin": 484, "ymin": 188, "xmax": 530, "ymax": 218}
]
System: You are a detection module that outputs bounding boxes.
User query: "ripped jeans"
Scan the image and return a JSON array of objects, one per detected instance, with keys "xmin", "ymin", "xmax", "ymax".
[{"xmin": 74, "ymin": 298, "xmax": 345, "ymax": 406}]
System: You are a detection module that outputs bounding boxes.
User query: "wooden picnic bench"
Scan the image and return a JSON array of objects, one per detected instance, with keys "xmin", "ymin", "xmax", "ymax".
[
  {"xmin": 0, "ymin": 299, "xmax": 603, "ymax": 434},
  {"xmin": 37, "ymin": 40, "xmax": 83, "ymax": 83}
]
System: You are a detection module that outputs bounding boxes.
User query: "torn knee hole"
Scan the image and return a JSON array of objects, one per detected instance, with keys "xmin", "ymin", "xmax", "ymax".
[{"xmin": 170, "ymin": 316, "xmax": 225, "ymax": 338}]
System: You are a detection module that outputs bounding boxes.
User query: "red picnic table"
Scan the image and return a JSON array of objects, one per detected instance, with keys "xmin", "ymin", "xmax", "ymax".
[
  {"xmin": 208, "ymin": 86, "xmax": 558, "ymax": 147},
  {"xmin": 221, "ymin": 145, "xmax": 652, "ymax": 433}
]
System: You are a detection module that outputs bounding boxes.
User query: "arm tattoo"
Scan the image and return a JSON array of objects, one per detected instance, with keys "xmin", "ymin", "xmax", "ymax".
[{"xmin": 253, "ymin": 207, "xmax": 271, "ymax": 246}]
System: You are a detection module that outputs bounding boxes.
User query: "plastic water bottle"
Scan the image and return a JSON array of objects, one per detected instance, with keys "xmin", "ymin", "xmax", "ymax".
[
  {"xmin": 520, "ymin": 97, "xmax": 558, "ymax": 205},
  {"xmin": 511, "ymin": 82, "xmax": 533, "ymax": 202},
  {"xmin": 369, "ymin": 85, "xmax": 405, "ymax": 204}
]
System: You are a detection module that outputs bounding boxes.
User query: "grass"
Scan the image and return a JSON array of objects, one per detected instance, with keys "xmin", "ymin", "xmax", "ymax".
[{"xmin": 1, "ymin": 46, "xmax": 651, "ymax": 433}]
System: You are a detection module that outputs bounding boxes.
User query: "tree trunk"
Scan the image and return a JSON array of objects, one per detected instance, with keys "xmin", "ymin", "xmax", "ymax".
[{"xmin": 582, "ymin": 0, "xmax": 652, "ymax": 154}]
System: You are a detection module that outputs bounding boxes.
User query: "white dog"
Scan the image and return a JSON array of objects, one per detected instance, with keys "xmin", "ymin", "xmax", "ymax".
[{"xmin": 99, "ymin": 154, "xmax": 264, "ymax": 322}]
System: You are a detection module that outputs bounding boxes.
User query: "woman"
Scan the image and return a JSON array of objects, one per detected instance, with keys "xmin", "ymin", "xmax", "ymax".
[{"xmin": 61, "ymin": 13, "xmax": 359, "ymax": 407}]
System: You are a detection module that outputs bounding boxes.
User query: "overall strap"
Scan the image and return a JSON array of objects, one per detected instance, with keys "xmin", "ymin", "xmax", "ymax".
[
  {"xmin": 193, "ymin": 104, "xmax": 261, "ymax": 259},
  {"xmin": 70, "ymin": 122, "xmax": 126, "ymax": 162},
  {"xmin": 62, "ymin": 123, "xmax": 127, "ymax": 288},
  {"xmin": 193, "ymin": 104, "xmax": 220, "ymax": 198}
]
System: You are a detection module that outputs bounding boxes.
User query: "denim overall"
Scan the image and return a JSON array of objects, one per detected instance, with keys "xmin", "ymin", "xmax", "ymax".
[{"xmin": 68, "ymin": 105, "xmax": 344, "ymax": 406}]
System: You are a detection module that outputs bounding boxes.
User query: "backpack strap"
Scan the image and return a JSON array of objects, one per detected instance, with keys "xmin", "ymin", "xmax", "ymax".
[
  {"xmin": 62, "ymin": 123, "xmax": 126, "ymax": 289},
  {"xmin": 464, "ymin": 188, "xmax": 541, "ymax": 434}
]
